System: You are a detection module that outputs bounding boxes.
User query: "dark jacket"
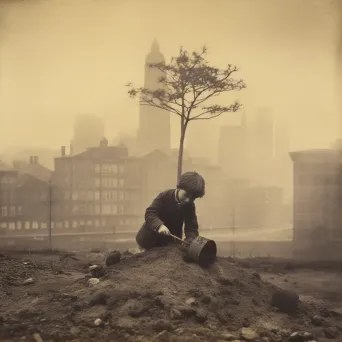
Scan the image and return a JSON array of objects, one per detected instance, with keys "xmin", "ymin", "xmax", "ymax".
[{"xmin": 136, "ymin": 189, "xmax": 199, "ymax": 250}]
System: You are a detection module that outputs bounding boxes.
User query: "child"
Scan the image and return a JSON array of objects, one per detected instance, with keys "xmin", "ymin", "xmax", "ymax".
[{"xmin": 136, "ymin": 171, "xmax": 205, "ymax": 250}]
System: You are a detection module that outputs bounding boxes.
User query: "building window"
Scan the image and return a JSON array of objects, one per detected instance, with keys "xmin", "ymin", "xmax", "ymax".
[
  {"xmin": 0, "ymin": 222, "xmax": 7, "ymax": 229},
  {"xmin": 17, "ymin": 206, "xmax": 22, "ymax": 216},
  {"xmin": 87, "ymin": 204, "xmax": 94, "ymax": 214},
  {"xmin": 87, "ymin": 220, "xmax": 92, "ymax": 226},
  {"xmin": 95, "ymin": 164, "xmax": 101, "ymax": 173},
  {"xmin": 72, "ymin": 220, "xmax": 78, "ymax": 228},
  {"xmin": 9, "ymin": 222, "xmax": 15, "ymax": 230},
  {"xmin": 24, "ymin": 221, "xmax": 30, "ymax": 229},
  {"xmin": 72, "ymin": 191, "xmax": 78, "ymax": 200},
  {"xmin": 94, "ymin": 205, "xmax": 100, "ymax": 214},
  {"xmin": 88, "ymin": 191, "xmax": 94, "ymax": 200},
  {"xmin": 125, "ymin": 192, "xmax": 130, "ymax": 200},
  {"xmin": 41, "ymin": 222, "xmax": 47, "ymax": 229},
  {"xmin": 102, "ymin": 164, "xmax": 110, "ymax": 173},
  {"xmin": 111, "ymin": 164, "xmax": 118, "ymax": 173},
  {"xmin": 119, "ymin": 165, "xmax": 125, "ymax": 174},
  {"xmin": 1, "ymin": 206, "xmax": 7, "ymax": 217},
  {"xmin": 95, "ymin": 178, "xmax": 100, "ymax": 187},
  {"xmin": 119, "ymin": 179, "xmax": 124, "ymax": 187},
  {"xmin": 17, "ymin": 221, "xmax": 22, "ymax": 230},
  {"xmin": 64, "ymin": 221, "xmax": 69, "ymax": 228},
  {"xmin": 118, "ymin": 205, "xmax": 124, "ymax": 214},
  {"xmin": 56, "ymin": 222, "xmax": 63, "ymax": 229},
  {"xmin": 101, "ymin": 204, "xmax": 111, "ymax": 215},
  {"xmin": 111, "ymin": 204, "xmax": 118, "ymax": 214},
  {"xmin": 94, "ymin": 191, "xmax": 100, "ymax": 200},
  {"xmin": 32, "ymin": 221, "xmax": 39, "ymax": 229},
  {"xmin": 9, "ymin": 206, "xmax": 15, "ymax": 217},
  {"xmin": 119, "ymin": 191, "xmax": 124, "ymax": 201}
]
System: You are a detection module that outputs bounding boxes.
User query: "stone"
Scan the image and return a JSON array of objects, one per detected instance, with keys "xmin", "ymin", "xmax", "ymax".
[
  {"xmin": 89, "ymin": 265, "xmax": 106, "ymax": 278},
  {"xmin": 311, "ymin": 315, "xmax": 324, "ymax": 326},
  {"xmin": 185, "ymin": 297, "xmax": 196, "ymax": 305},
  {"xmin": 271, "ymin": 289, "xmax": 299, "ymax": 314},
  {"xmin": 289, "ymin": 331, "xmax": 313, "ymax": 341},
  {"xmin": 240, "ymin": 327, "xmax": 258, "ymax": 341},
  {"xmin": 105, "ymin": 251, "xmax": 121, "ymax": 266},
  {"xmin": 195, "ymin": 308, "xmax": 208, "ymax": 323},
  {"xmin": 88, "ymin": 278, "xmax": 100, "ymax": 286},
  {"xmin": 94, "ymin": 318, "xmax": 103, "ymax": 326},
  {"xmin": 22, "ymin": 278, "xmax": 35, "ymax": 285},
  {"xmin": 170, "ymin": 308, "xmax": 183, "ymax": 320},
  {"xmin": 32, "ymin": 333, "xmax": 43, "ymax": 342}
]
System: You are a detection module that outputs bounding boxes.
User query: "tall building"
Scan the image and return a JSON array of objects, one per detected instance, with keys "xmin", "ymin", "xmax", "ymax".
[
  {"xmin": 53, "ymin": 139, "xmax": 144, "ymax": 233},
  {"xmin": 72, "ymin": 115, "xmax": 105, "ymax": 154},
  {"xmin": 218, "ymin": 112, "xmax": 247, "ymax": 178},
  {"xmin": 137, "ymin": 40, "xmax": 171, "ymax": 156},
  {"xmin": 253, "ymin": 107, "xmax": 274, "ymax": 159}
]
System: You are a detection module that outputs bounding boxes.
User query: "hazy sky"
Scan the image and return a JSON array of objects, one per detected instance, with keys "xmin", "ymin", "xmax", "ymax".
[{"xmin": 0, "ymin": 0, "xmax": 340, "ymax": 154}]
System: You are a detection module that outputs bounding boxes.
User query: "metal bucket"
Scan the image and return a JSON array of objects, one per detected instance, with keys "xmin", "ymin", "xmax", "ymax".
[{"xmin": 187, "ymin": 236, "xmax": 217, "ymax": 266}]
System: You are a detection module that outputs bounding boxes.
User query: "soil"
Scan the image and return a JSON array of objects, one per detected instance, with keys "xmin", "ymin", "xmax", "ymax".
[{"xmin": 0, "ymin": 247, "xmax": 342, "ymax": 342}]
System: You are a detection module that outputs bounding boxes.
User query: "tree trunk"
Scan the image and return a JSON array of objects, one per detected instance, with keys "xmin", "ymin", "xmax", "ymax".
[{"xmin": 177, "ymin": 118, "xmax": 187, "ymax": 183}]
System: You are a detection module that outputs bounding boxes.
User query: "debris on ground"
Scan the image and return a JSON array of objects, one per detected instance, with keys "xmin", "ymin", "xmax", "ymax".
[{"xmin": 0, "ymin": 245, "xmax": 341, "ymax": 341}]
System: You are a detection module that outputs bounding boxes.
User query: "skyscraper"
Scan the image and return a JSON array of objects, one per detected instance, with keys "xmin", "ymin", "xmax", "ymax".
[
  {"xmin": 218, "ymin": 111, "xmax": 248, "ymax": 178},
  {"xmin": 253, "ymin": 107, "xmax": 274, "ymax": 159},
  {"xmin": 137, "ymin": 40, "xmax": 171, "ymax": 156}
]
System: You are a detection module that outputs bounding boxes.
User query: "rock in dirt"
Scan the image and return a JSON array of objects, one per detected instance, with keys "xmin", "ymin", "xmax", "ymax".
[
  {"xmin": 311, "ymin": 315, "xmax": 324, "ymax": 326},
  {"xmin": 240, "ymin": 327, "xmax": 258, "ymax": 341},
  {"xmin": 89, "ymin": 265, "xmax": 106, "ymax": 278},
  {"xmin": 22, "ymin": 278, "xmax": 35, "ymax": 285},
  {"xmin": 289, "ymin": 331, "xmax": 313, "ymax": 341},
  {"xmin": 271, "ymin": 288, "xmax": 299, "ymax": 314},
  {"xmin": 32, "ymin": 333, "xmax": 43, "ymax": 342},
  {"xmin": 94, "ymin": 318, "xmax": 103, "ymax": 327},
  {"xmin": 105, "ymin": 250, "xmax": 121, "ymax": 266},
  {"xmin": 88, "ymin": 278, "xmax": 100, "ymax": 286}
]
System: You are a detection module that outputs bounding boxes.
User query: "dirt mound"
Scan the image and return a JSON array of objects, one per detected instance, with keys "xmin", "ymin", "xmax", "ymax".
[{"xmin": 1, "ymin": 246, "xmax": 342, "ymax": 341}]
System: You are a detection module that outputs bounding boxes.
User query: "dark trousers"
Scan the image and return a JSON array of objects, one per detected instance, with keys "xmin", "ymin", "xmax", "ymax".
[{"xmin": 136, "ymin": 223, "xmax": 175, "ymax": 250}]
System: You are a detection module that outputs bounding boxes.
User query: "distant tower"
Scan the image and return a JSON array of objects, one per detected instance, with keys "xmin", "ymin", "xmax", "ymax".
[
  {"xmin": 137, "ymin": 40, "xmax": 171, "ymax": 155},
  {"xmin": 73, "ymin": 115, "xmax": 105, "ymax": 154},
  {"xmin": 218, "ymin": 111, "xmax": 248, "ymax": 178},
  {"xmin": 253, "ymin": 107, "xmax": 275, "ymax": 159}
]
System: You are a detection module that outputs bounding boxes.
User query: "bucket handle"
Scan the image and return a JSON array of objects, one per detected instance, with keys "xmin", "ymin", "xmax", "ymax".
[{"xmin": 169, "ymin": 233, "xmax": 191, "ymax": 246}]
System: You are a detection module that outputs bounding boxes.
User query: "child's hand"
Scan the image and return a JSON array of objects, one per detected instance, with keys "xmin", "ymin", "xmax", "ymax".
[{"xmin": 158, "ymin": 225, "xmax": 170, "ymax": 235}]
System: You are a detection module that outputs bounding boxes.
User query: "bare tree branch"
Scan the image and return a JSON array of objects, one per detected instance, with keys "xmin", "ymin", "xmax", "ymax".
[{"xmin": 126, "ymin": 45, "xmax": 246, "ymax": 179}]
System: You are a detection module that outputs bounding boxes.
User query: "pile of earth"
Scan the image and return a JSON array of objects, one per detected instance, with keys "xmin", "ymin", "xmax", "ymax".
[{"xmin": 0, "ymin": 246, "xmax": 342, "ymax": 342}]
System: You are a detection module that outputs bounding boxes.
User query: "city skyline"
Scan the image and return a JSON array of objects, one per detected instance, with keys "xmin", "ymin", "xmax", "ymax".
[{"xmin": 0, "ymin": 0, "xmax": 339, "ymax": 155}]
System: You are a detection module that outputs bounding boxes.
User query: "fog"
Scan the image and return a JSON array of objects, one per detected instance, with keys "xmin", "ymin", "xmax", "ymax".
[{"xmin": 0, "ymin": 0, "xmax": 340, "ymax": 152}]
